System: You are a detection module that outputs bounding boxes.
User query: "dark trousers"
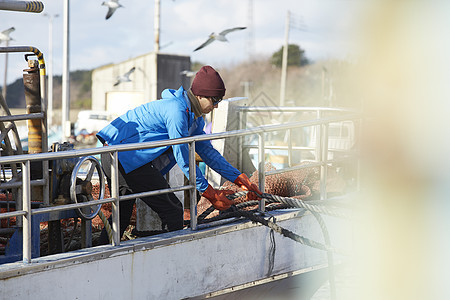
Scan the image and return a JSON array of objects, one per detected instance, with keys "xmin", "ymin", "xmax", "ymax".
[{"xmin": 98, "ymin": 153, "xmax": 183, "ymax": 244}]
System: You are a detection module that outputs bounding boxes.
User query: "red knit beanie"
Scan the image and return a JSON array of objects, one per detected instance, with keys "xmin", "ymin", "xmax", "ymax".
[{"xmin": 191, "ymin": 65, "xmax": 226, "ymax": 98}]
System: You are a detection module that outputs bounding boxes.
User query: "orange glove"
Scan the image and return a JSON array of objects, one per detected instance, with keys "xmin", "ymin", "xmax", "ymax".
[
  {"xmin": 234, "ymin": 173, "xmax": 262, "ymax": 200},
  {"xmin": 202, "ymin": 184, "xmax": 234, "ymax": 211}
]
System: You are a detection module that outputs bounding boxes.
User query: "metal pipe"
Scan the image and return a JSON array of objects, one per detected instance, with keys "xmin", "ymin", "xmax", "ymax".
[
  {"xmin": 22, "ymin": 160, "xmax": 31, "ymax": 263},
  {"xmin": 0, "ymin": 1, "xmax": 44, "ymax": 13},
  {"xmin": 0, "ymin": 112, "xmax": 44, "ymax": 122},
  {"xmin": 0, "ymin": 46, "xmax": 44, "ymax": 59},
  {"xmin": 258, "ymin": 133, "xmax": 265, "ymax": 212},
  {"xmin": 38, "ymin": 41, "xmax": 49, "ymax": 207},
  {"xmin": 110, "ymin": 151, "xmax": 120, "ymax": 245},
  {"xmin": 189, "ymin": 141, "xmax": 197, "ymax": 230},
  {"xmin": 0, "ymin": 178, "xmax": 46, "ymax": 189}
]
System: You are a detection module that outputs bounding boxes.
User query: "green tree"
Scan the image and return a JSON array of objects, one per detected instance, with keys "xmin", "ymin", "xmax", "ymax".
[{"xmin": 271, "ymin": 44, "xmax": 309, "ymax": 68}]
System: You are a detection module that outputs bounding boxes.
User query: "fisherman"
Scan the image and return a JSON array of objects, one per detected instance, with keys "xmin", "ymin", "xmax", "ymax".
[{"xmin": 96, "ymin": 65, "xmax": 261, "ymax": 244}]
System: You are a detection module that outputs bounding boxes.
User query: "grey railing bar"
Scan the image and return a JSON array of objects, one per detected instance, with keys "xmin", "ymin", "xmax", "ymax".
[
  {"xmin": 0, "ymin": 210, "xmax": 26, "ymax": 219},
  {"xmin": 0, "ymin": 114, "xmax": 359, "ymax": 165},
  {"xmin": 31, "ymin": 197, "xmax": 114, "ymax": 215},
  {"xmin": 243, "ymin": 145, "xmax": 315, "ymax": 151},
  {"xmin": 266, "ymin": 161, "xmax": 325, "ymax": 176},
  {"xmin": 120, "ymin": 185, "xmax": 194, "ymax": 202}
]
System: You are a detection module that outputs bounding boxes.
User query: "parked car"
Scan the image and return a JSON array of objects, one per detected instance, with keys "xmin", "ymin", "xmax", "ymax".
[{"xmin": 74, "ymin": 110, "xmax": 115, "ymax": 136}]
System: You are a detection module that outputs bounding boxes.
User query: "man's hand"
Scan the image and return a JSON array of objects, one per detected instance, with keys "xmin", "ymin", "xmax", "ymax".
[
  {"xmin": 234, "ymin": 173, "xmax": 262, "ymax": 200},
  {"xmin": 202, "ymin": 185, "xmax": 234, "ymax": 211}
]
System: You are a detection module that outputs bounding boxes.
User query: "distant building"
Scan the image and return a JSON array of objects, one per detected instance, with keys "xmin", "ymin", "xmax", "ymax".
[{"xmin": 91, "ymin": 52, "xmax": 191, "ymax": 117}]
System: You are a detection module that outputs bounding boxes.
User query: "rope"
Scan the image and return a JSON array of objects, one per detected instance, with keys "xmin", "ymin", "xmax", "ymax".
[
  {"xmin": 232, "ymin": 210, "xmax": 348, "ymax": 256},
  {"xmin": 261, "ymin": 193, "xmax": 351, "ymax": 219},
  {"xmin": 266, "ymin": 214, "xmax": 276, "ymax": 277},
  {"xmin": 64, "ymin": 217, "xmax": 78, "ymax": 252},
  {"xmin": 98, "ymin": 210, "xmax": 113, "ymax": 243}
]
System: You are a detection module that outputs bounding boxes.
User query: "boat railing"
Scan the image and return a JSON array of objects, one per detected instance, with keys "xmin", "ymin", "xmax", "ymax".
[{"xmin": 0, "ymin": 110, "xmax": 360, "ymax": 264}]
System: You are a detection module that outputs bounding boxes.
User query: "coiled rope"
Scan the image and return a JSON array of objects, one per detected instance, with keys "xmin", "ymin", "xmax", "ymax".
[{"xmin": 197, "ymin": 190, "xmax": 354, "ymax": 300}]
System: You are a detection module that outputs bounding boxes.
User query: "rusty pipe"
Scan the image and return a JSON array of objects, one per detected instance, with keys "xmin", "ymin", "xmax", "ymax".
[{"xmin": 23, "ymin": 60, "xmax": 42, "ymax": 154}]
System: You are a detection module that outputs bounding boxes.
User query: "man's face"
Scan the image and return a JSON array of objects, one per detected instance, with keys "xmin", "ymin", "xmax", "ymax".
[{"xmin": 198, "ymin": 96, "xmax": 221, "ymax": 114}]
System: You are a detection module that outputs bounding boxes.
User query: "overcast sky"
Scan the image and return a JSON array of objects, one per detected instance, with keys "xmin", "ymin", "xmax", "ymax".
[{"xmin": 0, "ymin": 0, "xmax": 368, "ymax": 84}]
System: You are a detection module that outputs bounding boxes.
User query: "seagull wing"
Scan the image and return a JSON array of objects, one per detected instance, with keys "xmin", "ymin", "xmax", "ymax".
[
  {"xmin": 124, "ymin": 67, "xmax": 135, "ymax": 78},
  {"xmin": 194, "ymin": 36, "xmax": 215, "ymax": 52},
  {"xmin": 219, "ymin": 27, "xmax": 246, "ymax": 36},
  {"xmin": 105, "ymin": 7, "xmax": 116, "ymax": 19},
  {"xmin": 1, "ymin": 27, "xmax": 15, "ymax": 35},
  {"xmin": 113, "ymin": 79, "xmax": 121, "ymax": 86}
]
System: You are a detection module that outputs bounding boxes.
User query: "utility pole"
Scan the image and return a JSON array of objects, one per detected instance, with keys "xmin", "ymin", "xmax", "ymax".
[
  {"xmin": 152, "ymin": 0, "xmax": 160, "ymax": 100},
  {"xmin": 62, "ymin": 0, "xmax": 70, "ymax": 139},
  {"xmin": 2, "ymin": 40, "xmax": 10, "ymax": 101},
  {"xmin": 1, "ymin": 27, "xmax": 15, "ymax": 101},
  {"xmin": 246, "ymin": 0, "xmax": 254, "ymax": 61},
  {"xmin": 154, "ymin": 0, "xmax": 160, "ymax": 52},
  {"xmin": 43, "ymin": 13, "xmax": 59, "ymax": 128},
  {"xmin": 279, "ymin": 10, "xmax": 290, "ymax": 107}
]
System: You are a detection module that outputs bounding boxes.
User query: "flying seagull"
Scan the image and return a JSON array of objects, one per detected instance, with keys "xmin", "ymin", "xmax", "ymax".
[
  {"xmin": 180, "ymin": 70, "xmax": 196, "ymax": 77},
  {"xmin": 194, "ymin": 27, "xmax": 246, "ymax": 52},
  {"xmin": 114, "ymin": 67, "xmax": 135, "ymax": 86},
  {"xmin": 102, "ymin": 0, "xmax": 123, "ymax": 20},
  {"xmin": 0, "ymin": 27, "xmax": 15, "ymax": 44}
]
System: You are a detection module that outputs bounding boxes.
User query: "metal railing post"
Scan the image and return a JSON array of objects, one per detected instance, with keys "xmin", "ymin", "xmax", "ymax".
[
  {"xmin": 287, "ymin": 128, "xmax": 292, "ymax": 167},
  {"xmin": 189, "ymin": 141, "xmax": 197, "ymax": 230},
  {"xmin": 110, "ymin": 151, "xmax": 120, "ymax": 245},
  {"xmin": 258, "ymin": 133, "xmax": 265, "ymax": 212},
  {"xmin": 320, "ymin": 123, "xmax": 329, "ymax": 200},
  {"xmin": 238, "ymin": 109, "xmax": 243, "ymax": 170},
  {"xmin": 22, "ymin": 160, "xmax": 31, "ymax": 263},
  {"xmin": 315, "ymin": 110, "xmax": 322, "ymax": 161}
]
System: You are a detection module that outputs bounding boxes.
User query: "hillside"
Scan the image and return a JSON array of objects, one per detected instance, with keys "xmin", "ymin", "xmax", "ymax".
[
  {"xmin": 2, "ymin": 57, "xmax": 359, "ymax": 112},
  {"xmin": 4, "ymin": 70, "xmax": 92, "ymax": 110},
  {"xmin": 219, "ymin": 58, "xmax": 359, "ymax": 108}
]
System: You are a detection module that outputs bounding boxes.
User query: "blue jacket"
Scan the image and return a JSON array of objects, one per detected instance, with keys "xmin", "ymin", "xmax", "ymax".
[{"xmin": 96, "ymin": 86, "xmax": 241, "ymax": 192}]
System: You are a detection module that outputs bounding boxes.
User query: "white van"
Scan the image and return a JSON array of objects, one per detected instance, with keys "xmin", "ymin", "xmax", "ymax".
[{"xmin": 74, "ymin": 110, "xmax": 115, "ymax": 135}]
